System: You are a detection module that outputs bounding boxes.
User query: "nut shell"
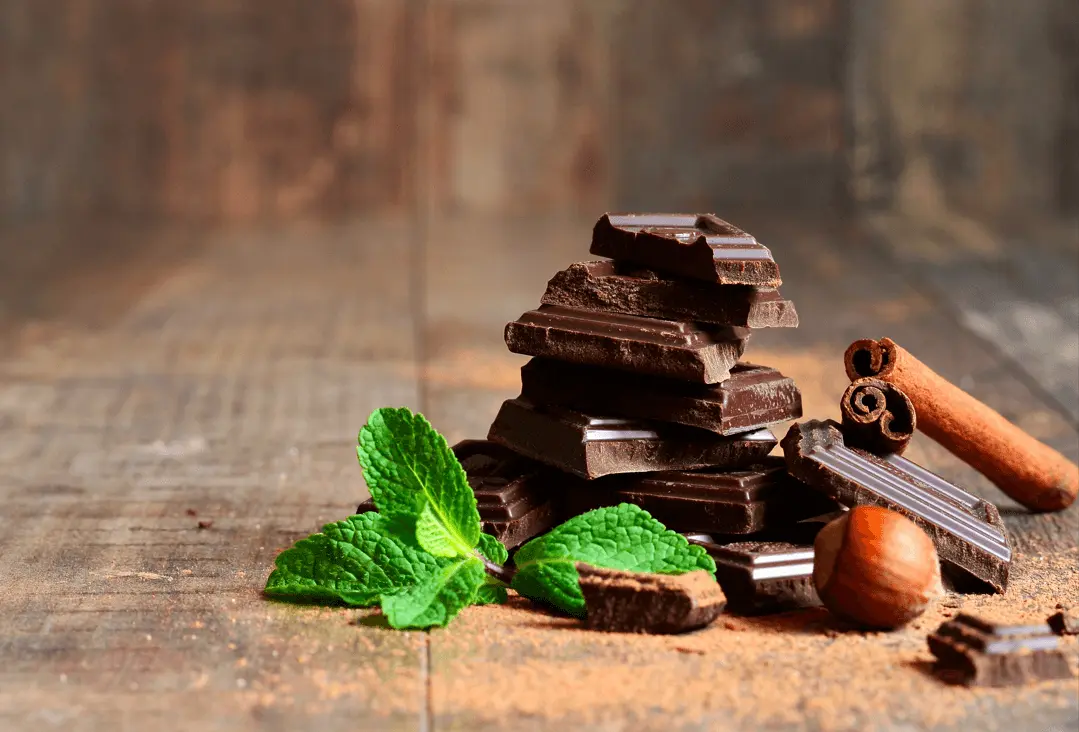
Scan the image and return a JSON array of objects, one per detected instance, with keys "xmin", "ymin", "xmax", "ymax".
[{"xmin": 814, "ymin": 505, "xmax": 940, "ymax": 629}]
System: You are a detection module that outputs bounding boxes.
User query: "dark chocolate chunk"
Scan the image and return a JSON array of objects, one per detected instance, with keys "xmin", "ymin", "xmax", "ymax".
[
  {"xmin": 357, "ymin": 440, "xmax": 560, "ymax": 550},
  {"xmin": 1047, "ymin": 611, "xmax": 1079, "ymax": 636},
  {"xmin": 561, "ymin": 458, "xmax": 837, "ymax": 534},
  {"xmin": 590, "ymin": 214, "xmax": 780, "ymax": 286},
  {"xmin": 541, "ymin": 260, "xmax": 797, "ymax": 327},
  {"xmin": 505, "ymin": 305, "xmax": 746, "ymax": 384},
  {"xmin": 488, "ymin": 398, "xmax": 777, "ymax": 479},
  {"xmin": 928, "ymin": 614, "xmax": 1073, "ymax": 687},
  {"xmin": 688, "ymin": 537, "xmax": 820, "ymax": 615},
  {"xmin": 519, "ymin": 359, "xmax": 802, "ymax": 436},
  {"xmin": 782, "ymin": 420, "xmax": 1012, "ymax": 593},
  {"xmin": 576, "ymin": 564, "xmax": 726, "ymax": 634}
]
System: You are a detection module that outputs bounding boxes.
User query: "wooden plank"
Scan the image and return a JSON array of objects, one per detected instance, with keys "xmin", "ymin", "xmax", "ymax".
[
  {"xmin": 848, "ymin": 0, "xmax": 1071, "ymax": 218},
  {"xmin": 0, "ymin": 219, "xmax": 426, "ymax": 731},
  {"xmin": 422, "ymin": 213, "xmax": 1079, "ymax": 730}
]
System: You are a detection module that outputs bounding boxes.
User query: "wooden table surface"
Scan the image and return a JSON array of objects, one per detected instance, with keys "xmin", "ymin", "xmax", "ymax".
[{"xmin": 0, "ymin": 213, "xmax": 1076, "ymax": 731}]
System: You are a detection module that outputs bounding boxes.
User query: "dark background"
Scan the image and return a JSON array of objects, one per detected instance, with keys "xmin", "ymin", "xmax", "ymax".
[
  {"xmin": 0, "ymin": 0, "xmax": 1076, "ymax": 333},
  {"xmin": 2, "ymin": 0, "xmax": 1076, "ymax": 222}
]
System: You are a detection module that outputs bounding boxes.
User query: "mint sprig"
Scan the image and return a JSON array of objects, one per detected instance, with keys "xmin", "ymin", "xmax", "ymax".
[
  {"xmin": 265, "ymin": 406, "xmax": 719, "ymax": 630},
  {"xmin": 510, "ymin": 503, "xmax": 716, "ymax": 617}
]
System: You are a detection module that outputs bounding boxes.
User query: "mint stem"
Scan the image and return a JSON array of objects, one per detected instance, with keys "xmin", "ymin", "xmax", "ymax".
[{"xmin": 481, "ymin": 556, "xmax": 515, "ymax": 585}]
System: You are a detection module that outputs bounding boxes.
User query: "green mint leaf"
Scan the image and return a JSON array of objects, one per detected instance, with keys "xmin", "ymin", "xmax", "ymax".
[
  {"xmin": 475, "ymin": 532, "xmax": 509, "ymax": 566},
  {"xmin": 357, "ymin": 407, "xmax": 481, "ymax": 557},
  {"xmin": 265, "ymin": 513, "xmax": 440, "ymax": 606},
  {"xmin": 380, "ymin": 556, "xmax": 485, "ymax": 629},
  {"xmin": 475, "ymin": 576, "xmax": 509, "ymax": 605},
  {"xmin": 510, "ymin": 503, "xmax": 716, "ymax": 617}
]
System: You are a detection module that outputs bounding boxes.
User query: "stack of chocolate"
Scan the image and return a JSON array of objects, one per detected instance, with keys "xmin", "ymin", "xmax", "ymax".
[{"xmin": 452, "ymin": 213, "xmax": 832, "ymax": 611}]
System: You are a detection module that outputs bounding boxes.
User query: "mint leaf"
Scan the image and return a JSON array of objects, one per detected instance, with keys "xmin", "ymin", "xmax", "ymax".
[
  {"xmin": 265, "ymin": 513, "xmax": 440, "ymax": 606},
  {"xmin": 357, "ymin": 407, "xmax": 481, "ymax": 557},
  {"xmin": 380, "ymin": 556, "xmax": 485, "ymax": 629},
  {"xmin": 510, "ymin": 504, "xmax": 716, "ymax": 617},
  {"xmin": 475, "ymin": 576, "xmax": 509, "ymax": 605},
  {"xmin": 475, "ymin": 532, "xmax": 509, "ymax": 566}
]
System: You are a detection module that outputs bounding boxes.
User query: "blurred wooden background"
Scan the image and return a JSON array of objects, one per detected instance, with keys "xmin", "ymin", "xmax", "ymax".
[{"xmin": 1, "ymin": 0, "xmax": 1075, "ymax": 225}]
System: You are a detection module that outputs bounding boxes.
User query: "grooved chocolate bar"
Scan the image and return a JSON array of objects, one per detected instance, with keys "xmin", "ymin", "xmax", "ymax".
[
  {"xmin": 356, "ymin": 439, "xmax": 560, "ymax": 550},
  {"xmin": 505, "ymin": 305, "xmax": 746, "ymax": 384},
  {"xmin": 688, "ymin": 537, "xmax": 821, "ymax": 615},
  {"xmin": 782, "ymin": 420, "xmax": 1012, "ymax": 593},
  {"xmin": 928, "ymin": 614, "xmax": 1073, "ymax": 687},
  {"xmin": 577, "ymin": 564, "xmax": 726, "ymax": 634},
  {"xmin": 590, "ymin": 214, "xmax": 780, "ymax": 286},
  {"xmin": 519, "ymin": 359, "xmax": 802, "ymax": 436},
  {"xmin": 541, "ymin": 260, "xmax": 797, "ymax": 327},
  {"xmin": 562, "ymin": 458, "xmax": 836, "ymax": 534},
  {"xmin": 487, "ymin": 398, "xmax": 776, "ymax": 479}
]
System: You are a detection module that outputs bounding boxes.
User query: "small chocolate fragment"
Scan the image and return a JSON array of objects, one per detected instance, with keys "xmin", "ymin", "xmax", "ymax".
[
  {"xmin": 689, "ymin": 538, "xmax": 820, "ymax": 615},
  {"xmin": 1047, "ymin": 611, "xmax": 1079, "ymax": 636},
  {"xmin": 839, "ymin": 378, "xmax": 916, "ymax": 455},
  {"xmin": 488, "ymin": 398, "xmax": 777, "ymax": 479},
  {"xmin": 576, "ymin": 564, "xmax": 726, "ymax": 634},
  {"xmin": 520, "ymin": 359, "xmax": 802, "ymax": 436},
  {"xmin": 357, "ymin": 440, "xmax": 560, "ymax": 549},
  {"xmin": 590, "ymin": 213, "xmax": 780, "ymax": 286},
  {"xmin": 782, "ymin": 420, "xmax": 1011, "ymax": 593},
  {"xmin": 541, "ymin": 260, "xmax": 797, "ymax": 327},
  {"xmin": 928, "ymin": 614, "xmax": 1073, "ymax": 687},
  {"xmin": 563, "ymin": 458, "xmax": 837, "ymax": 534},
  {"xmin": 505, "ymin": 305, "xmax": 746, "ymax": 384}
]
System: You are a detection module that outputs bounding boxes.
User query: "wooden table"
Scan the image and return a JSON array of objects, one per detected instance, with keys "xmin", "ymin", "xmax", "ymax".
[{"xmin": 1, "ymin": 214, "xmax": 1076, "ymax": 731}]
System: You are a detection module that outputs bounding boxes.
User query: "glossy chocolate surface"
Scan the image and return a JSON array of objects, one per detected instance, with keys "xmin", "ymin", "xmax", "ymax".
[
  {"xmin": 928, "ymin": 614, "xmax": 1072, "ymax": 687},
  {"xmin": 590, "ymin": 213, "xmax": 780, "ymax": 286},
  {"xmin": 519, "ymin": 359, "xmax": 801, "ymax": 435},
  {"xmin": 541, "ymin": 260, "xmax": 797, "ymax": 327},
  {"xmin": 505, "ymin": 304, "xmax": 746, "ymax": 384}
]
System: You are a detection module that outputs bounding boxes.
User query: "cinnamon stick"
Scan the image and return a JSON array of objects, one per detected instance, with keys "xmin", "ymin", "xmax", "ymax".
[
  {"xmin": 844, "ymin": 338, "xmax": 1078, "ymax": 512},
  {"xmin": 839, "ymin": 378, "xmax": 915, "ymax": 455}
]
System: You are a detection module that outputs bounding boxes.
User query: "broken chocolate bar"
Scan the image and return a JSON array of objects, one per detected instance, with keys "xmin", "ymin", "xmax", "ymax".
[
  {"xmin": 928, "ymin": 614, "xmax": 1073, "ymax": 687},
  {"xmin": 488, "ymin": 398, "xmax": 777, "ymax": 479},
  {"xmin": 782, "ymin": 420, "xmax": 1012, "ymax": 593},
  {"xmin": 541, "ymin": 260, "xmax": 797, "ymax": 327},
  {"xmin": 576, "ymin": 564, "xmax": 726, "ymax": 634},
  {"xmin": 590, "ymin": 214, "xmax": 780, "ymax": 286},
  {"xmin": 505, "ymin": 305, "xmax": 746, "ymax": 384},
  {"xmin": 688, "ymin": 537, "xmax": 821, "ymax": 615},
  {"xmin": 357, "ymin": 440, "xmax": 560, "ymax": 549},
  {"xmin": 1048, "ymin": 611, "xmax": 1079, "ymax": 636},
  {"xmin": 519, "ymin": 359, "xmax": 802, "ymax": 436},
  {"xmin": 562, "ymin": 458, "xmax": 837, "ymax": 534}
]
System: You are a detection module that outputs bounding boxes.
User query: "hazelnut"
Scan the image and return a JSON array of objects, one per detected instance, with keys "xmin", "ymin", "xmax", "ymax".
[{"xmin": 813, "ymin": 505, "xmax": 941, "ymax": 629}]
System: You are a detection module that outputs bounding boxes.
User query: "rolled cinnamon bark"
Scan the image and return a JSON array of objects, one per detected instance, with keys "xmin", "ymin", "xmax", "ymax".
[
  {"xmin": 844, "ymin": 338, "xmax": 1078, "ymax": 512},
  {"xmin": 840, "ymin": 378, "xmax": 916, "ymax": 455}
]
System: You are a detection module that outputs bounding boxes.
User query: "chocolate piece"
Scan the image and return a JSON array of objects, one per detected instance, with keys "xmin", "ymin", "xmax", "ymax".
[
  {"xmin": 488, "ymin": 398, "xmax": 777, "ymax": 479},
  {"xmin": 576, "ymin": 564, "xmax": 726, "ymax": 634},
  {"xmin": 519, "ymin": 359, "xmax": 802, "ymax": 436},
  {"xmin": 839, "ymin": 378, "xmax": 916, "ymax": 455},
  {"xmin": 782, "ymin": 420, "xmax": 1012, "ymax": 593},
  {"xmin": 356, "ymin": 440, "xmax": 560, "ymax": 550},
  {"xmin": 505, "ymin": 305, "xmax": 746, "ymax": 384},
  {"xmin": 562, "ymin": 458, "xmax": 837, "ymax": 534},
  {"xmin": 590, "ymin": 214, "xmax": 780, "ymax": 286},
  {"xmin": 928, "ymin": 614, "xmax": 1073, "ymax": 687},
  {"xmin": 689, "ymin": 538, "xmax": 820, "ymax": 615},
  {"xmin": 1048, "ymin": 611, "xmax": 1079, "ymax": 636},
  {"xmin": 541, "ymin": 260, "xmax": 797, "ymax": 327}
]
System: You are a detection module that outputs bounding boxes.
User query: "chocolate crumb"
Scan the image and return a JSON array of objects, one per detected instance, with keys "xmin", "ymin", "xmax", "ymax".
[
  {"xmin": 197, "ymin": 520, "xmax": 214, "ymax": 530},
  {"xmin": 185, "ymin": 508, "xmax": 198, "ymax": 517},
  {"xmin": 1047, "ymin": 611, "xmax": 1078, "ymax": 636}
]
